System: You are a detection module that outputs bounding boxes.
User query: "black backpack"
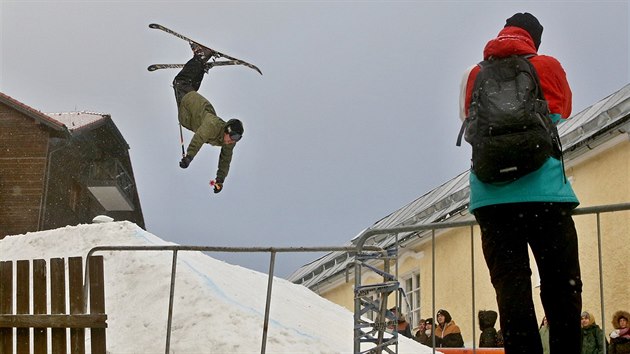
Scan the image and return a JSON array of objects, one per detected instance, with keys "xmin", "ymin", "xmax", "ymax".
[{"xmin": 456, "ymin": 55, "xmax": 562, "ymax": 183}]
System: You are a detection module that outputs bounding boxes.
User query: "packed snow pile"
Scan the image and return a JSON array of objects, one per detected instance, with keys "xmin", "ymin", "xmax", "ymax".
[{"xmin": 0, "ymin": 221, "xmax": 435, "ymax": 353}]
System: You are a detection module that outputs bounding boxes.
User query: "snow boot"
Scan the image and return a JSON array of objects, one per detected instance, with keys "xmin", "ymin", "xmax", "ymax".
[{"xmin": 190, "ymin": 43, "xmax": 216, "ymax": 62}]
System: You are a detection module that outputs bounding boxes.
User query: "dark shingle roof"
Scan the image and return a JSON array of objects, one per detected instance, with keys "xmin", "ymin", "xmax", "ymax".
[{"xmin": 0, "ymin": 92, "xmax": 66, "ymax": 131}]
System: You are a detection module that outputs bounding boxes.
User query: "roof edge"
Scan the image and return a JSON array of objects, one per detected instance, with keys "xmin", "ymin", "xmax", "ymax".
[{"xmin": 0, "ymin": 92, "xmax": 66, "ymax": 131}]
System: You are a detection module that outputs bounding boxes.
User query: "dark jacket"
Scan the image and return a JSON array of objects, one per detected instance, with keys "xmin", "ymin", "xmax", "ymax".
[
  {"xmin": 609, "ymin": 311, "xmax": 630, "ymax": 354},
  {"xmin": 479, "ymin": 310, "xmax": 501, "ymax": 347},
  {"xmin": 416, "ymin": 332, "xmax": 432, "ymax": 347},
  {"xmin": 417, "ymin": 318, "xmax": 434, "ymax": 347},
  {"xmin": 178, "ymin": 91, "xmax": 235, "ymax": 181},
  {"xmin": 582, "ymin": 324, "xmax": 606, "ymax": 354},
  {"xmin": 398, "ymin": 321, "xmax": 413, "ymax": 339},
  {"xmin": 435, "ymin": 310, "xmax": 464, "ymax": 348}
]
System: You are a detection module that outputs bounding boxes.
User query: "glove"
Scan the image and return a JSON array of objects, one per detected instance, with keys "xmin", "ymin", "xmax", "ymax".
[
  {"xmin": 211, "ymin": 178, "xmax": 224, "ymax": 194},
  {"xmin": 179, "ymin": 155, "xmax": 193, "ymax": 169},
  {"xmin": 611, "ymin": 330, "xmax": 620, "ymax": 339}
]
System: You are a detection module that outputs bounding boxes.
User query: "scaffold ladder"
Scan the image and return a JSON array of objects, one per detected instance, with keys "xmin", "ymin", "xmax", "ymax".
[{"xmin": 353, "ymin": 248, "xmax": 400, "ymax": 354}]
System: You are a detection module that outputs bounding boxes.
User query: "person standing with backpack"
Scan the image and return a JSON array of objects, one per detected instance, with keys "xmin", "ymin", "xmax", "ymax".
[{"xmin": 458, "ymin": 12, "xmax": 582, "ymax": 354}]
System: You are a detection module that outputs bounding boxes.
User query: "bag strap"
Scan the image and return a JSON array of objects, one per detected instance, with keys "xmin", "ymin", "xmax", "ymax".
[
  {"xmin": 456, "ymin": 118, "xmax": 469, "ymax": 146},
  {"xmin": 455, "ymin": 61, "xmax": 484, "ymax": 147}
]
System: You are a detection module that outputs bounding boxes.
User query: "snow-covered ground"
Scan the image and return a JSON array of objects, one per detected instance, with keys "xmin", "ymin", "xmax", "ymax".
[{"xmin": 0, "ymin": 221, "xmax": 437, "ymax": 353}]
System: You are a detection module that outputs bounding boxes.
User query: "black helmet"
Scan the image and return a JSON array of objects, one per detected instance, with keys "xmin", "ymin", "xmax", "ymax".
[{"xmin": 225, "ymin": 119, "xmax": 244, "ymax": 142}]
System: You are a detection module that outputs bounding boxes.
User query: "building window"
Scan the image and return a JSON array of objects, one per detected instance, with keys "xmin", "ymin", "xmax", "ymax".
[
  {"xmin": 69, "ymin": 181, "xmax": 81, "ymax": 212},
  {"xmin": 402, "ymin": 273, "xmax": 421, "ymax": 327}
]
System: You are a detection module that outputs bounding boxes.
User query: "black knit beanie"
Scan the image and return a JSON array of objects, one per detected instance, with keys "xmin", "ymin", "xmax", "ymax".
[{"xmin": 505, "ymin": 12, "xmax": 543, "ymax": 50}]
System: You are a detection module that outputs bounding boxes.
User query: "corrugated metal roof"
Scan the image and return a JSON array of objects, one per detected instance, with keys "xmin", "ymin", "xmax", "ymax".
[
  {"xmin": 369, "ymin": 171, "xmax": 470, "ymax": 231},
  {"xmin": 560, "ymin": 84, "xmax": 630, "ymax": 150},
  {"xmin": 289, "ymin": 83, "xmax": 630, "ymax": 287}
]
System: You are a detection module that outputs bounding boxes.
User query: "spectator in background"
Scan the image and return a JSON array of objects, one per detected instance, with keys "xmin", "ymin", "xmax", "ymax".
[
  {"xmin": 539, "ymin": 317, "xmax": 550, "ymax": 354},
  {"xmin": 435, "ymin": 309, "xmax": 464, "ymax": 347},
  {"xmin": 581, "ymin": 311, "xmax": 606, "ymax": 354},
  {"xmin": 388, "ymin": 307, "xmax": 413, "ymax": 338},
  {"xmin": 609, "ymin": 310, "xmax": 630, "ymax": 354},
  {"xmin": 479, "ymin": 310, "xmax": 501, "ymax": 347},
  {"xmin": 414, "ymin": 318, "xmax": 426, "ymax": 340},
  {"xmin": 417, "ymin": 318, "xmax": 434, "ymax": 347}
]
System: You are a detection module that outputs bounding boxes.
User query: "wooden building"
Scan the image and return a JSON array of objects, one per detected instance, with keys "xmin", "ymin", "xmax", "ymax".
[{"xmin": 0, "ymin": 92, "xmax": 144, "ymax": 238}]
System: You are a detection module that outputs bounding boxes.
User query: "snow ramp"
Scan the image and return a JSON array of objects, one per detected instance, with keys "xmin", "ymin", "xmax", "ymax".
[{"xmin": 0, "ymin": 221, "xmax": 435, "ymax": 353}]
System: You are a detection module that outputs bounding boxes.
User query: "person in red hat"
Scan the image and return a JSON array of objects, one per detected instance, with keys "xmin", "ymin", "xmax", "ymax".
[{"xmin": 459, "ymin": 12, "xmax": 581, "ymax": 354}]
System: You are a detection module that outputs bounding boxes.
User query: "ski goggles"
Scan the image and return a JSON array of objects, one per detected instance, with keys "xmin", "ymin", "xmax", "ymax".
[{"xmin": 229, "ymin": 132, "xmax": 242, "ymax": 142}]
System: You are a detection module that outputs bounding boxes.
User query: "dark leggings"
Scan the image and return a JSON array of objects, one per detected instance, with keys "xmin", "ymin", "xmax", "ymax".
[
  {"xmin": 474, "ymin": 202, "xmax": 582, "ymax": 354},
  {"xmin": 173, "ymin": 58, "xmax": 206, "ymax": 108}
]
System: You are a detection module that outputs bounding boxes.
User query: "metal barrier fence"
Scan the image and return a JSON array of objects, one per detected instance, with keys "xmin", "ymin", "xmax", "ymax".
[
  {"xmin": 82, "ymin": 245, "xmax": 386, "ymax": 354},
  {"xmin": 353, "ymin": 202, "xmax": 630, "ymax": 354},
  {"xmin": 81, "ymin": 202, "xmax": 630, "ymax": 354}
]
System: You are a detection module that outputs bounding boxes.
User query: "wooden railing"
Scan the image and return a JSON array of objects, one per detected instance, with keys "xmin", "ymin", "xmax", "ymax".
[{"xmin": 0, "ymin": 256, "xmax": 107, "ymax": 354}]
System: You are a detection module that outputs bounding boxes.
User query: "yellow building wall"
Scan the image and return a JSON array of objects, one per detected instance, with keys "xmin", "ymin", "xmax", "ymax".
[
  {"xmin": 316, "ymin": 138, "xmax": 630, "ymax": 345},
  {"xmin": 319, "ymin": 270, "xmax": 392, "ymax": 312},
  {"xmin": 564, "ymin": 140, "xmax": 630, "ymax": 328},
  {"xmin": 320, "ymin": 281, "xmax": 355, "ymax": 311},
  {"xmin": 396, "ymin": 227, "xmax": 498, "ymax": 345}
]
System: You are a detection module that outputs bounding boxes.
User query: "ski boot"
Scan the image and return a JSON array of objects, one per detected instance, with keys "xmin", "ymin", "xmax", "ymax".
[
  {"xmin": 191, "ymin": 43, "xmax": 216, "ymax": 62},
  {"xmin": 203, "ymin": 61, "xmax": 219, "ymax": 73}
]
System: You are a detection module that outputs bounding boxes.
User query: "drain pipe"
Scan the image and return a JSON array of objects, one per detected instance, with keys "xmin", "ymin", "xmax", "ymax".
[{"xmin": 38, "ymin": 138, "xmax": 69, "ymax": 230}]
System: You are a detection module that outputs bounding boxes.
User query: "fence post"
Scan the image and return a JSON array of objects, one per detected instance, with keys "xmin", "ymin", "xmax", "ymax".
[
  {"xmin": 16, "ymin": 260, "xmax": 30, "ymax": 353},
  {"xmin": 596, "ymin": 213, "xmax": 608, "ymax": 354},
  {"xmin": 0, "ymin": 261, "xmax": 13, "ymax": 353},
  {"xmin": 165, "ymin": 250, "xmax": 179, "ymax": 354},
  {"xmin": 89, "ymin": 256, "xmax": 107, "ymax": 354},
  {"xmin": 51, "ymin": 258, "xmax": 67, "ymax": 353},
  {"xmin": 261, "ymin": 250, "xmax": 277, "ymax": 354},
  {"xmin": 69, "ymin": 257, "xmax": 86, "ymax": 354},
  {"xmin": 33, "ymin": 259, "xmax": 48, "ymax": 353}
]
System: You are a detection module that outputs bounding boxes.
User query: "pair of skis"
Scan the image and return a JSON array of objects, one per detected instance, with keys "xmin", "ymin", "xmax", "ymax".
[{"xmin": 147, "ymin": 23, "xmax": 262, "ymax": 75}]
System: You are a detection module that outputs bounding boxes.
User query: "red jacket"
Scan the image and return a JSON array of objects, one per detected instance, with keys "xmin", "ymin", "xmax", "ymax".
[{"xmin": 463, "ymin": 26, "xmax": 572, "ymax": 119}]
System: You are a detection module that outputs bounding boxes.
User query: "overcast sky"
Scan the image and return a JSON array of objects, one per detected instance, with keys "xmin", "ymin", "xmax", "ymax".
[{"xmin": 1, "ymin": 1, "xmax": 628, "ymax": 277}]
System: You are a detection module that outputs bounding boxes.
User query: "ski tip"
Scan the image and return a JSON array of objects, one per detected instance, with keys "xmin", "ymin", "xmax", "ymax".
[
  {"xmin": 247, "ymin": 64, "xmax": 263, "ymax": 75},
  {"xmin": 147, "ymin": 65, "xmax": 157, "ymax": 72},
  {"xmin": 149, "ymin": 23, "xmax": 160, "ymax": 29}
]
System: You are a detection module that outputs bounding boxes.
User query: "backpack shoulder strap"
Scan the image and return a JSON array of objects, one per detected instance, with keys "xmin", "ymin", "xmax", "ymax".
[
  {"xmin": 456, "ymin": 119, "xmax": 468, "ymax": 146},
  {"xmin": 518, "ymin": 54, "xmax": 546, "ymax": 101}
]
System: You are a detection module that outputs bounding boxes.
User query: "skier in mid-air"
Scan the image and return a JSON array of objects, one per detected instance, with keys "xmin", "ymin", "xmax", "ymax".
[{"xmin": 172, "ymin": 44, "xmax": 244, "ymax": 194}]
